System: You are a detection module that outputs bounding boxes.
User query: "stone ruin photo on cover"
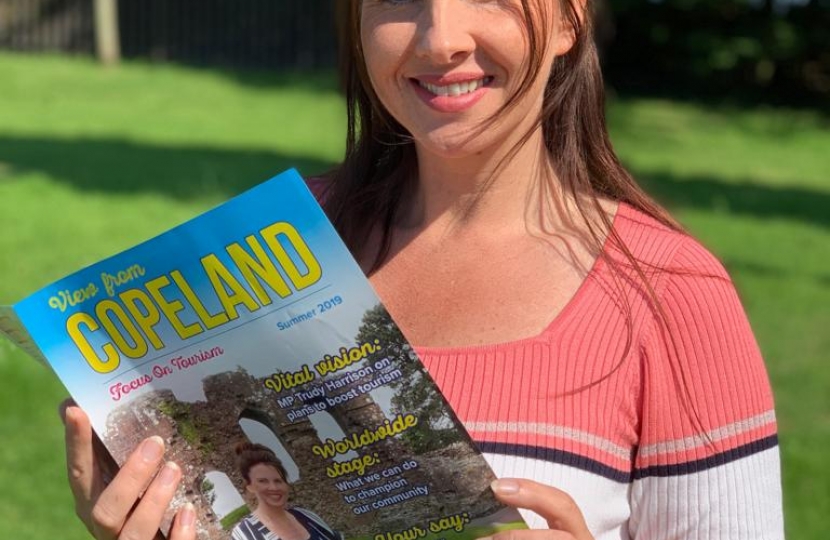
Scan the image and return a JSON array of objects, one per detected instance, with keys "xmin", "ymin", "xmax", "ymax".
[{"xmin": 104, "ymin": 305, "xmax": 505, "ymax": 540}]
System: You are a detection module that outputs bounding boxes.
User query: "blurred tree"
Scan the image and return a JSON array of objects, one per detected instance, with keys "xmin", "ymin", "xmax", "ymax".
[
  {"xmin": 602, "ymin": 0, "xmax": 829, "ymax": 107},
  {"xmin": 354, "ymin": 305, "xmax": 463, "ymax": 454}
]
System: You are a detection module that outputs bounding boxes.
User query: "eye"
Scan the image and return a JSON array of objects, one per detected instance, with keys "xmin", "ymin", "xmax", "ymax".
[{"xmin": 361, "ymin": 0, "xmax": 418, "ymax": 17}]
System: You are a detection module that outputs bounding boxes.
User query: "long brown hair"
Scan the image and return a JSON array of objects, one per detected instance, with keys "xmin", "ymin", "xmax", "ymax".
[
  {"xmin": 323, "ymin": 0, "xmax": 715, "ymax": 438},
  {"xmin": 325, "ymin": 0, "xmax": 682, "ymax": 269}
]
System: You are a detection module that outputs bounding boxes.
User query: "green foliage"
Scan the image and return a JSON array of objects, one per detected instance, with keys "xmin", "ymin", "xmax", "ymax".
[
  {"xmin": 201, "ymin": 477, "xmax": 217, "ymax": 505},
  {"xmin": 158, "ymin": 400, "xmax": 214, "ymax": 456},
  {"xmin": 602, "ymin": 0, "xmax": 830, "ymax": 106},
  {"xmin": 355, "ymin": 305, "xmax": 463, "ymax": 453}
]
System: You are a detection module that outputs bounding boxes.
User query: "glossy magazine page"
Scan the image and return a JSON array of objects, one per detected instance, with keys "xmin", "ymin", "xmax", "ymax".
[{"xmin": 6, "ymin": 169, "xmax": 526, "ymax": 540}]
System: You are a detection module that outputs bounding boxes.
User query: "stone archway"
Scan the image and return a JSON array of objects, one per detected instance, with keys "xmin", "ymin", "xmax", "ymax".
[
  {"xmin": 201, "ymin": 470, "xmax": 247, "ymax": 529},
  {"xmin": 307, "ymin": 409, "xmax": 358, "ymax": 462}
]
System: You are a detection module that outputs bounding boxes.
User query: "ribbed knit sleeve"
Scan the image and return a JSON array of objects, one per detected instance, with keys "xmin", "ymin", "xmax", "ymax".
[
  {"xmin": 629, "ymin": 237, "xmax": 784, "ymax": 539},
  {"xmin": 416, "ymin": 204, "xmax": 784, "ymax": 540}
]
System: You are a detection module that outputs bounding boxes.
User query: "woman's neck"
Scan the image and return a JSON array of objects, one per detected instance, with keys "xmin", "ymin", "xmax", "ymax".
[
  {"xmin": 255, "ymin": 505, "xmax": 314, "ymax": 540},
  {"xmin": 404, "ymin": 128, "xmax": 557, "ymax": 235},
  {"xmin": 255, "ymin": 505, "xmax": 292, "ymax": 523}
]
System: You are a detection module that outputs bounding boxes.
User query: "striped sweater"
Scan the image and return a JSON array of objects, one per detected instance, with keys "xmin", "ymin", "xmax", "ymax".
[{"xmin": 415, "ymin": 203, "xmax": 784, "ymax": 540}]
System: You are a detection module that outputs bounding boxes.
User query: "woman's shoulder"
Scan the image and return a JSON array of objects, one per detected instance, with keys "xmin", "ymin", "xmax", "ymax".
[
  {"xmin": 616, "ymin": 204, "xmax": 763, "ymax": 367},
  {"xmin": 290, "ymin": 507, "xmax": 341, "ymax": 540},
  {"xmin": 612, "ymin": 202, "xmax": 730, "ymax": 280},
  {"xmin": 290, "ymin": 506, "xmax": 329, "ymax": 527},
  {"xmin": 230, "ymin": 513, "xmax": 259, "ymax": 540}
]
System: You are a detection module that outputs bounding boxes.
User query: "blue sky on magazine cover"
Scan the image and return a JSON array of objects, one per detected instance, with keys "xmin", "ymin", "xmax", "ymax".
[{"xmin": 15, "ymin": 170, "xmax": 391, "ymax": 431}]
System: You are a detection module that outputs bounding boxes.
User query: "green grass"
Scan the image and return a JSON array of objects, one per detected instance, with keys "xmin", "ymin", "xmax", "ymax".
[
  {"xmin": 610, "ymin": 99, "xmax": 830, "ymax": 539},
  {"xmin": 0, "ymin": 53, "xmax": 346, "ymax": 540},
  {"xmin": 220, "ymin": 505, "xmax": 250, "ymax": 530},
  {"xmin": 1, "ymin": 52, "xmax": 828, "ymax": 539}
]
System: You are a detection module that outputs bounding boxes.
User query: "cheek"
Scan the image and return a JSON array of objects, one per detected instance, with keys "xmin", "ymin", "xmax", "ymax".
[{"xmin": 361, "ymin": 22, "xmax": 413, "ymax": 85}]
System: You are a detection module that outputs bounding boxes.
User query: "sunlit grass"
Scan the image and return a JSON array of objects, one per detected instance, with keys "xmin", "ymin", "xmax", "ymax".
[{"xmin": 1, "ymin": 52, "xmax": 828, "ymax": 540}]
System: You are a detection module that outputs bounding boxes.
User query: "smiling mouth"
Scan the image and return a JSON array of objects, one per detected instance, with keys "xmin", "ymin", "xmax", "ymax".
[{"xmin": 416, "ymin": 76, "xmax": 494, "ymax": 97}]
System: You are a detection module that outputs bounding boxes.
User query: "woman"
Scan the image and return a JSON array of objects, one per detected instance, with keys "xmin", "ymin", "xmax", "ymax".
[
  {"xmin": 62, "ymin": 1, "xmax": 784, "ymax": 539},
  {"xmin": 230, "ymin": 443, "xmax": 339, "ymax": 540}
]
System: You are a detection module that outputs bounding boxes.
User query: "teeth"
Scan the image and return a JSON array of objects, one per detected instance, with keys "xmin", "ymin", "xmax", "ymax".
[{"xmin": 419, "ymin": 78, "xmax": 489, "ymax": 97}]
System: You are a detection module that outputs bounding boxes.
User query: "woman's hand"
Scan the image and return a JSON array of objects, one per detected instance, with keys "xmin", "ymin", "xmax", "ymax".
[
  {"xmin": 488, "ymin": 479, "xmax": 594, "ymax": 540},
  {"xmin": 61, "ymin": 402, "xmax": 197, "ymax": 540}
]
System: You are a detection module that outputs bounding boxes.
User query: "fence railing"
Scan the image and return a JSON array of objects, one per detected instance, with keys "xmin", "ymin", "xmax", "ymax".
[
  {"xmin": 1, "ymin": 0, "xmax": 827, "ymax": 105},
  {"xmin": 0, "ymin": 0, "xmax": 95, "ymax": 55},
  {"xmin": 0, "ymin": 0, "xmax": 338, "ymax": 69}
]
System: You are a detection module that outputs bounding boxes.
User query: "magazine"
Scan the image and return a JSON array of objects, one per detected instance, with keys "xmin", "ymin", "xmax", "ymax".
[{"xmin": 0, "ymin": 169, "xmax": 526, "ymax": 540}]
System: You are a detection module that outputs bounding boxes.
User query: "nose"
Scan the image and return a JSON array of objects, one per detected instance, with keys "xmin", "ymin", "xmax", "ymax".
[{"xmin": 414, "ymin": 0, "xmax": 475, "ymax": 65}]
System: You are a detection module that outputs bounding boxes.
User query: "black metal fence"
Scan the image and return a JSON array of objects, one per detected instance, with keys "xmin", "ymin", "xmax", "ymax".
[
  {"xmin": 0, "ymin": 0, "xmax": 339, "ymax": 69},
  {"xmin": 1, "ymin": 0, "xmax": 827, "ymax": 105},
  {"xmin": 119, "ymin": 0, "xmax": 337, "ymax": 69},
  {"xmin": 0, "ymin": 0, "xmax": 95, "ymax": 54}
]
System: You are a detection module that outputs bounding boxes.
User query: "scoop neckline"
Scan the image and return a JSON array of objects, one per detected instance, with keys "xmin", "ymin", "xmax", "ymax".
[{"xmin": 412, "ymin": 202, "xmax": 628, "ymax": 356}]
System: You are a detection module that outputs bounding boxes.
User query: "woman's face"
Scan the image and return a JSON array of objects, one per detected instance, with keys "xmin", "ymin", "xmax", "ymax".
[
  {"xmin": 359, "ymin": 0, "xmax": 574, "ymax": 158},
  {"xmin": 246, "ymin": 463, "xmax": 290, "ymax": 509}
]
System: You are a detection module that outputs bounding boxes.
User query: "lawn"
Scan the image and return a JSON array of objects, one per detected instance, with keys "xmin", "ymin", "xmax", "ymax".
[{"xmin": 1, "ymin": 53, "xmax": 828, "ymax": 540}]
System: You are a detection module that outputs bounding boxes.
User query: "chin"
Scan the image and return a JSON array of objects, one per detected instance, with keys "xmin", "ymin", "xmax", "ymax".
[
  {"xmin": 425, "ymin": 139, "xmax": 494, "ymax": 161},
  {"xmin": 416, "ymin": 120, "xmax": 506, "ymax": 158},
  {"xmin": 415, "ymin": 131, "xmax": 482, "ymax": 157}
]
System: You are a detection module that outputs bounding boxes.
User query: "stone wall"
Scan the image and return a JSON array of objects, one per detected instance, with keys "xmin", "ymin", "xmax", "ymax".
[{"xmin": 104, "ymin": 368, "xmax": 502, "ymax": 540}]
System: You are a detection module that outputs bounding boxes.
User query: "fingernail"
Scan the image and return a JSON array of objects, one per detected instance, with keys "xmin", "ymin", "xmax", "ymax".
[
  {"xmin": 491, "ymin": 478, "xmax": 520, "ymax": 495},
  {"xmin": 141, "ymin": 436, "xmax": 164, "ymax": 462},
  {"xmin": 180, "ymin": 503, "xmax": 196, "ymax": 528},
  {"xmin": 62, "ymin": 405, "xmax": 79, "ymax": 425},
  {"xmin": 158, "ymin": 462, "xmax": 179, "ymax": 486}
]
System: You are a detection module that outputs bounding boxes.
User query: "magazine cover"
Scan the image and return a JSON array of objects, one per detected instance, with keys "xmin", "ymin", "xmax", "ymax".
[{"xmin": 0, "ymin": 169, "xmax": 526, "ymax": 540}]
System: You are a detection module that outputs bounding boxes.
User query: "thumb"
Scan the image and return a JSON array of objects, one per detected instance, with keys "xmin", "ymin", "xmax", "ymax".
[{"xmin": 491, "ymin": 479, "xmax": 593, "ymax": 540}]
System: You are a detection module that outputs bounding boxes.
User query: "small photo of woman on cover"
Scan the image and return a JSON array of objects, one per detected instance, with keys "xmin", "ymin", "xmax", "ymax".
[{"xmin": 232, "ymin": 442, "xmax": 340, "ymax": 540}]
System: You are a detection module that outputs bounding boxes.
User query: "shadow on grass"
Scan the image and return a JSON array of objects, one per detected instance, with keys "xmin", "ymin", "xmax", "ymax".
[
  {"xmin": 2, "ymin": 135, "xmax": 828, "ymax": 231},
  {"xmin": 217, "ymin": 68, "xmax": 341, "ymax": 94},
  {"xmin": 635, "ymin": 170, "xmax": 830, "ymax": 231},
  {"xmin": 0, "ymin": 135, "xmax": 335, "ymax": 200},
  {"xmin": 155, "ymin": 61, "xmax": 342, "ymax": 94}
]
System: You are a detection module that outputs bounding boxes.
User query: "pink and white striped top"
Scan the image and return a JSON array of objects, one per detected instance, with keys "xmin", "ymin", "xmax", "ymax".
[{"xmin": 415, "ymin": 203, "xmax": 784, "ymax": 540}]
